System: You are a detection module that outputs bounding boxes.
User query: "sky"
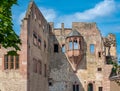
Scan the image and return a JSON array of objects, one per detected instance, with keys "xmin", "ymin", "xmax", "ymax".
[{"xmin": 12, "ymin": 0, "xmax": 120, "ymax": 63}]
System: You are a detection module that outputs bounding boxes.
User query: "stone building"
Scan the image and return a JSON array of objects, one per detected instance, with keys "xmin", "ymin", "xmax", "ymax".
[{"xmin": 0, "ymin": 1, "xmax": 118, "ymax": 91}]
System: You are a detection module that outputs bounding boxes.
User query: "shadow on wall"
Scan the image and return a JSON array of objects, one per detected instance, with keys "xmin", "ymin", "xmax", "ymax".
[{"xmin": 48, "ymin": 26, "xmax": 87, "ymax": 91}]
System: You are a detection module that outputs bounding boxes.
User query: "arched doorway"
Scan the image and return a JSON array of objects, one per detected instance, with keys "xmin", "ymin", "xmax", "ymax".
[{"xmin": 88, "ymin": 83, "xmax": 93, "ymax": 91}]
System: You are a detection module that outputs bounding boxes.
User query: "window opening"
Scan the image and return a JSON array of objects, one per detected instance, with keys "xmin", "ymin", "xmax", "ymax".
[
  {"xmin": 90, "ymin": 44, "xmax": 95, "ymax": 54},
  {"xmin": 98, "ymin": 87, "xmax": 103, "ymax": 91},
  {"xmin": 98, "ymin": 52, "xmax": 101, "ymax": 58},
  {"xmin": 88, "ymin": 83, "xmax": 93, "ymax": 91},
  {"xmin": 98, "ymin": 68, "xmax": 102, "ymax": 71},
  {"xmin": 73, "ymin": 84, "xmax": 79, "ymax": 91},
  {"xmin": 62, "ymin": 44, "xmax": 65, "ymax": 53},
  {"xmin": 54, "ymin": 44, "xmax": 58, "ymax": 52},
  {"xmin": 69, "ymin": 41, "xmax": 73, "ymax": 50},
  {"xmin": 33, "ymin": 32, "xmax": 37, "ymax": 45},
  {"xmin": 74, "ymin": 39, "xmax": 78, "ymax": 49}
]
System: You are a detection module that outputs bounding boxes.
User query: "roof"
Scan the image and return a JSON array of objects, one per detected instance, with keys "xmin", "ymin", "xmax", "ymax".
[{"xmin": 67, "ymin": 29, "xmax": 81, "ymax": 38}]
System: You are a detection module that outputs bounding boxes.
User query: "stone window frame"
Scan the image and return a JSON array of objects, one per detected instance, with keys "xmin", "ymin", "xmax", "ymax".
[
  {"xmin": 97, "ymin": 67, "xmax": 102, "ymax": 72},
  {"xmin": 98, "ymin": 87, "xmax": 103, "ymax": 91},
  {"xmin": 98, "ymin": 51, "xmax": 101, "ymax": 58},
  {"xmin": 33, "ymin": 31, "xmax": 37, "ymax": 46},
  {"xmin": 44, "ymin": 40, "xmax": 46, "ymax": 51},
  {"xmin": 33, "ymin": 58, "xmax": 37, "ymax": 73},
  {"xmin": 44, "ymin": 64, "xmax": 47, "ymax": 77},
  {"xmin": 37, "ymin": 60, "xmax": 42, "ymax": 75},
  {"xmin": 54, "ymin": 43, "xmax": 59, "ymax": 53},
  {"xmin": 4, "ymin": 54, "xmax": 19, "ymax": 70},
  {"xmin": 62, "ymin": 44, "xmax": 65, "ymax": 53},
  {"xmin": 90, "ymin": 44, "xmax": 95, "ymax": 54},
  {"xmin": 38, "ymin": 35, "xmax": 41, "ymax": 49},
  {"xmin": 0, "ymin": 44, "xmax": 1, "ymax": 49},
  {"xmin": 85, "ymin": 81, "xmax": 95, "ymax": 91},
  {"xmin": 73, "ymin": 82, "xmax": 79, "ymax": 91}
]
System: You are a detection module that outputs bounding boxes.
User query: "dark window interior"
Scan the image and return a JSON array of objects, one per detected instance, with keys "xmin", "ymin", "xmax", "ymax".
[
  {"xmin": 54, "ymin": 44, "xmax": 58, "ymax": 52},
  {"xmin": 98, "ymin": 52, "xmax": 101, "ymax": 58},
  {"xmin": 73, "ymin": 85, "xmax": 75, "ymax": 91},
  {"xmin": 73, "ymin": 84, "xmax": 79, "ymax": 91},
  {"xmin": 88, "ymin": 83, "xmax": 93, "ymax": 91},
  {"xmin": 98, "ymin": 68, "xmax": 102, "ymax": 71},
  {"xmin": 49, "ymin": 81, "xmax": 53, "ymax": 86},
  {"xmin": 99, "ymin": 87, "xmax": 103, "ymax": 91}
]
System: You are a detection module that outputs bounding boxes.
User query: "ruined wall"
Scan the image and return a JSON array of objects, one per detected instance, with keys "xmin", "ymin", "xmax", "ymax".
[
  {"xmin": 110, "ymin": 80, "xmax": 120, "ymax": 91},
  {"xmin": 48, "ymin": 22, "xmax": 114, "ymax": 91},
  {"xmin": 24, "ymin": 2, "xmax": 49, "ymax": 91},
  {"xmin": 0, "ymin": 47, "xmax": 27, "ymax": 91}
]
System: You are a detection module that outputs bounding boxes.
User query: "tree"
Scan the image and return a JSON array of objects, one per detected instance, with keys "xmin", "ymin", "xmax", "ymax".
[{"xmin": 0, "ymin": 0, "xmax": 21, "ymax": 55}]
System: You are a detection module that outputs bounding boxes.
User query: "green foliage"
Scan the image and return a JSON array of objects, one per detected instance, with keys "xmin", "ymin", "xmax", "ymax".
[
  {"xmin": 109, "ymin": 59, "xmax": 120, "ymax": 85},
  {"xmin": 0, "ymin": 0, "xmax": 21, "ymax": 54}
]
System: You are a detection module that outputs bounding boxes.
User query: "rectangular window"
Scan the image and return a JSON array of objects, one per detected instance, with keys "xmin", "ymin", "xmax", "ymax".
[
  {"xmin": 10, "ymin": 56, "xmax": 14, "ymax": 69},
  {"xmin": 90, "ymin": 44, "xmax": 95, "ymax": 54},
  {"xmin": 44, "ymin": 41, "xmax": 46, "ymax": 51},
  {"xmin": 0, "ymin": 44, "xmax": 1, "ymax": 49},
  {"xmin": 4, "ymin": 55, "xmax": 8, "ymax": 69},
  {"xmin": 15, "ymin": 55, "xmax": 19, "ymax": 69},
  {"xmin": 73, "ymin": 84, "xmax": 79, "ymax": 91},
  {"xmin": 33, "ymin": 32, "xmax": 37, "ymax": 46},
  {"xmin": 33, "ymin": 59, "xmax": 37, "ymax": 73},
  {"xmin": 99, "ymin": 87, "xmax": 103, "ymax": 91},
  {"xmin": 54, "ymin": 44, "xmax": 58, "ymax": 53},
  {"xmin": 38, "ymin": 36, "xmax": 41, "ymax": 48},
  {"xmin": 44, "ymin": 64, "xmax": 47, "ymax": 77},
  {"xmin": 69, "ymin": 41, "xmax": 73, "ymax": 50},
  {"xmin": 98, "ymin": 68, "xmax": 102, "ymax": 71},
  {"xmin": 62, "ymin": 44, "xmax": 65, "ymax": 53},
  {"xmin": 38, "ymin": 61, "xmax": 42, "ymax": 74},
  {"xmin": 98, "ymin": 52, "xmax": 101, "ymax": 58},
  {"xmin": 4, "ymin": 54, "xmax": 19, "ymax": 70},
  {"xmin": 76, "ymin": 85, "xmax": 79, "ymax": 91}
]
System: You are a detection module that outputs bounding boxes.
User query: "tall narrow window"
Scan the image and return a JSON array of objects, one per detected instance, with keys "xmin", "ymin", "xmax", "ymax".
[
  {"xmin": 44, "ymin": 64, "xmax": 47, "ymax": 77},
  {"xmin": 88, "ymin": 83, "xmax": 93, "ymax": 91},
  {"xmin": 98, "ymin": 52, "xmax": 101, "ymax": 58},
  {"xmin": 98, "ymin": 87, "xmax": 103, "ymax": 91},
  {"xmin": 73, "ymin": 84, "xmax": 79, "ymax": 91},
  {"xmin": 74, "ymin": 39, "xmax": 78, "ymax": 49},
  {"xmin": 44, "ymin": 41, "xmax": 46, "ymax": 51},
  {"xmin": 54, "ymin": 44, "xmax": 58, "ymax": 53},
  {"xmin": 62, "ymin": 44, "xmax": 65, "ymax": 53},
  {"xmin": 76, "ymin": 85, "xmax": 79, "ymax": 91},
  {"xmin": 90, "ymin": 44, "xmax": 95, "ymax": 54},
  {"xmin": 38, "ymin": 61, "xmax": 42, "ymax": 74},
  {"xmin": 38, "ymin": 36, "xmax": 41, "ymax": 48},
  {"xmin": 73, "ymin": 85, "xmax": 75, "ymax": 91},
  {"xmin": 15, "ymin": 55, "xmax": 19, "ymax": 69},
  {"xmin": 69, "ymin": 41, "xmax": 73, "ymax": 50},
  {"xmin": 33, "ymin": 59, "xmax": 37, "ymax": 73},
  {"xmin": 33, "ymin": 32, "xmax": 37, "ymax": 45},
  {"xmin": 10, "ymin": 56, "xmax": 14, "ymax": 69},
  {"xmin": 4, "ymin": 55, "xmax": 8, "ymax": 69}
]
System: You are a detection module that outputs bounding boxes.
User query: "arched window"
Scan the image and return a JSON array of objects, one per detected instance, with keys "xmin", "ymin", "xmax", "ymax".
[
  {"xmin": 69, "ymin": 40, "xmax": 73, "ymax": 50},
  {"xmin": 74, "ymin": 39, "xmax": 78, "ymax": 49},
  {"xmin": 88, "ymin": 83, "xmax": 93, "ymax": 91},
  {"xmin": 62, "ymin": 44, "xmax": 65, "ymax": 53}
]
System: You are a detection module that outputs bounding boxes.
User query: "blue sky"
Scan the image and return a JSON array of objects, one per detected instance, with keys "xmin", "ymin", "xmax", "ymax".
[{"xmin": 12, "ymin": 0, "xmax": 120, "ymax": 63}]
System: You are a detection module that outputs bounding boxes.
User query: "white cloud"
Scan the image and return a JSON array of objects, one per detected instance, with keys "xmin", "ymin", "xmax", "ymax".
[
  {"xmin": 19, "ymin": 0, "xmax": 116, "ymax": 27},
  {"xmin": 41, "ymin": 0, "xmax": 116, "ymax": 27},
  {"xmin": 75, "ymin": 0, "xmax": 115, "ymax": 20},
  {"xmin": 18, "ymin": 11, "xmax": 26, "ymax": 24},
  {"xmin": 39, "ymin": 7, "xmax": 56, "ymax": 21}
]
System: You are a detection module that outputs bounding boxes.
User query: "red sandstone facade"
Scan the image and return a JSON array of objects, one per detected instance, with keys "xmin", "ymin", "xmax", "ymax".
[{"xmin": 0, "ymin": 1, "xmax": 119, "ymax": 91}]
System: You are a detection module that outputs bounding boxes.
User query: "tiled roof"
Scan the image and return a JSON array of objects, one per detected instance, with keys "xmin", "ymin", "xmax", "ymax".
[{"xmin": 67, "ymin": 29, "xmax": 81, "ymax": 37}]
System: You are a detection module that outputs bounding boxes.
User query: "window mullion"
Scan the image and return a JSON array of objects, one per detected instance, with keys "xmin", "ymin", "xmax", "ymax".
[
  {"xmin": 14, "ymin": 56, "xmax": 16, "ymax": 69},
  {"xmin": 8, "ymin": 56, "xmax": 10, "ymax": 70}
]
